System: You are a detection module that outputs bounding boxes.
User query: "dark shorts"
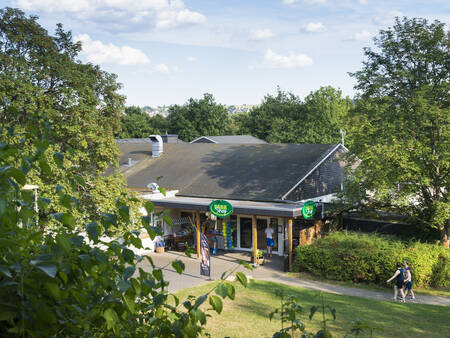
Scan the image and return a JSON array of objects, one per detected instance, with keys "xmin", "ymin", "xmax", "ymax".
[
  {"xmin": 396, "ymin": 281, "xmax": 403, "ymax": 289},
  {"xmin": 404, "ymin": 281, "xmax": 412, "ymax": 290},
  {"xmin": 266, "ymin": 238, "xmax": 274, "ymax": 247}
]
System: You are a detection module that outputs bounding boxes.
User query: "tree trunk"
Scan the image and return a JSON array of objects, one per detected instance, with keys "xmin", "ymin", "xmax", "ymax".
[{"xmin": 440, "ymin": 219, "xmax": 449, "ymax": 248}]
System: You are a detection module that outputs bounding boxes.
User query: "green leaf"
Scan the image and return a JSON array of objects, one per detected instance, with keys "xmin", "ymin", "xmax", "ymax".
[
  {"xmin": 209, "ymin": 295, "xmax": 223, "ymax": 314},
  {"xmin": 118, "ymin": 205, "xmax": 130, "ymax": 223},
  {"xmin": 162, "ymin": 215, "xmax": 173, "ymax": 226},
  {"xmin": 123, "ymin": 266, "xmax": 136, "ymax": 280},
  {"xmin": 172, "ymin": 260, "xmax": 185, "ymax": 274},
  {"xmin": 152, "ymin": 269, "xmax": 163, "ymax": 281},
  {"xmin": 0, "ymin": 266, "xmax": 12, "ymax": 278},
  {"xmin": 55, "ymin": 234, "xmax": 71, "ymax": 253},
  {"xmin": 118, "ymin": 279, "xmax": 131, "ymax": 292},
  {"xmin": 309, "ymin": 305, "xmax": 319, "ymax": 320},
  {"xmin": 194, "ymin": 294, "xmax": 207, "ymax": 309},
  {"xmin": 86, "ymin": 222, "xmax": 99, "ymax": 241},
  {"xmin": 44, "ymin": 282, "xmax": 61, "ymax": 299},
  {"xmin": 123, "ymin": 294, "xmax": 135, "ymax": 313},
  {"xmin": 61, "ymin": 213, "xmax": 75, "ymax": 227},
  {"xmin": 0, "ymin": 238, "xmax": 17, "ymax": 248},
  {"xmin": 50, "ymin": 212, "xmax": 64, "ymax": 222},
  {"xmin": 215, "ymin": 283, "xmax": 228, "ymax": 299},
  {"xmin": 235, "ymin": 272, "xmax": 248, "ymax": 287},
  {"xmin": 103, "ymin": 308, "xmax": 119, "ymax": 330},
  {"xmin": 122, "ymin": 248, "xmax": 135, "ymax": 263},
  {"xmin": 195, "ymin": 309, "xmax": 206, "ymax": 325},
  {"xmin": 238, "ymin": 259, "xmax": 254, "ymax": 271},
  {"xmin": 39, "ymin": 160, "xmax": 52, "ymax": 176},
  {"xmin": 225, "ymin": 283, "xmax": 235, "ymax": 300},
  {"xmin": 327, "ymin": 306, "xmax": 336, "ymax": 320},
  {"xmin": 7, "ymin": 167, "xmax": 25, "ymax": 185},
  {"xmin": 69, "ymin": 235, "xmax": 84, "ymax": 248},
  {"xmin": 36, "ymin": 264, "xmax": 57, "ymax": 278},
  {"xmin": 53, "ymin": 152, "xmax": 64, "ymax": 167},
  {"xmin": 144, "ymin": 201, "xmax": 154, "ymax": 214}
]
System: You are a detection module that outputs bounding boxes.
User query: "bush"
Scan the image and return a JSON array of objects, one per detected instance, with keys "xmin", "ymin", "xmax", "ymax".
[{"xmin": 293, "ymin": 231, "xmax": 449, "ymax": 288}]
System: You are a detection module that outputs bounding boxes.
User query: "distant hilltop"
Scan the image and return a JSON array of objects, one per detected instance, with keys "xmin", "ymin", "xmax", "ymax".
[{"xmin": 141, "ymin": 104, "xmax": 257, "ymax": 117}]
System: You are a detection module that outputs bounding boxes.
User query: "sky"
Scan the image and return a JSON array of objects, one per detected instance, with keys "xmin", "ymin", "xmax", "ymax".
[{"xmin": 3, "ymin": 0, "xmax": 449, "ymax": 107}]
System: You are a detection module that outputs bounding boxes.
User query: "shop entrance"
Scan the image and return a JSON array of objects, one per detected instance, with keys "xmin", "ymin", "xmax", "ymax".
[{"xmin": 257, "ymin": 218, "xmax": 278, "ymax": 251}]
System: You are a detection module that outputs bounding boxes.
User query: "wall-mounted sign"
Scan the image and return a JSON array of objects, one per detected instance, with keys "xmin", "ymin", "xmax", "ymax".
[
  {"xmin": 209, "ymin": 200, "xmax": 233, "ymax": 218},
  {"xmin": 302, "ymin": 200, "xmax": 316, "ymax": 219}
]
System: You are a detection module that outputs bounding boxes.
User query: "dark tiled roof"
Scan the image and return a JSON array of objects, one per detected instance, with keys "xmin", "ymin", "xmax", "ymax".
[
  {"xmin": 118, "ymin": 142, "xmax": 339, "ymax": 202},
  {"xmin": 190, "ymin": 135, "xmax": 267, "ymax": 144}
]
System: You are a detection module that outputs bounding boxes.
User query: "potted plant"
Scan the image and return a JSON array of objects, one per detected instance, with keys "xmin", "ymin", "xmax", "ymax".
[
  {"xmin": 156, "ymin": 240, "xmax": 165, "ymax": 253},
  {"xmin": 257, "ymin": 250, "xmax": 265, "ymax": 265}
]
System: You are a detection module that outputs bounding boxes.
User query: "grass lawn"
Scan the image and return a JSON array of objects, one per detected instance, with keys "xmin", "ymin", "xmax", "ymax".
[
  {"xmin": 286, "ymin": 272, "xmax": 450, "ymax": 298},
  {"xmin": 173, "ymin": 279, "xmax": 450, "ymax": 338}
]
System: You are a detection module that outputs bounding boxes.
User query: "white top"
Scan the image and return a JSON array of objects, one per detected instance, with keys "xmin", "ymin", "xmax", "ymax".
[{"xmin": 265, "ymin": 227, "xmax": 274, "ymax": 239}]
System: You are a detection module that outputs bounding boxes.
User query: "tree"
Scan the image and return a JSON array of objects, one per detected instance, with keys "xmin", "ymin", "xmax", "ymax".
[
  {"xmin": 345, "ymin": 17, "xmax": 449, "ymax": 246},
  {"xmin": 167, "ymin": 93, "xmax": 230, "ymax": 141},
  {"xmin": 0, "ymin": 7, "xmax": 136, "ymax": 232},
  {"xmin": 116, "ymin": 106, "xmax": 169, "ymax": 139},
  {"xmin": 241, "ymin": 87, "xmax": 351, "ymax": 144}
]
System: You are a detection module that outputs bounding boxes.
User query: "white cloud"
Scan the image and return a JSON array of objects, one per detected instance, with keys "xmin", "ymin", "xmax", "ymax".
[
  {"xmin": 155, "ymin": 63, "xmax": 170, "ymax": 73},
  {"xmin": 303, "ymin": 22, "xmax": 326, "ymax": 33},
  {"xmin": 352, "ymin": 30, "xmax": 374, "ymax": 41},
  {"xmin": 358, "ymin": 0, "xmax": 368, "ymax": 4},
  {"xmin": 263, "ymin": 49, "xmax": 313, "ymax": 68},
  {"xmin": 249, "ymin": 29, "xmax": 275, "ymax": 40},
  {"xmin": 14, "ymin": 0, "xmax": 205, "ymax": 29},
  {"xmin": 283, "ymin": 0, "xmax": 326, "ymax": 5},
  {"xmin": 186, "ymin": 56, "xmax": 197, "ymax": 62},
  {"xmin": 373, "ymin": 10, "xmax": 403, "ymax": 26},
  {"xmin": 75, "ymin": 34, "xmax": 150, "ymax": 66}
]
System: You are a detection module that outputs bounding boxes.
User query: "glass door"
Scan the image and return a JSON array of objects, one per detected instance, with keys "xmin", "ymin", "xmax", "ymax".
[
  {"xmin": 257, "ymin": 218, "xmax": 267, "ymax": 250},
  {"xmin": 239, "ymin": 217, "xmax": 252, "ymax": 248}
]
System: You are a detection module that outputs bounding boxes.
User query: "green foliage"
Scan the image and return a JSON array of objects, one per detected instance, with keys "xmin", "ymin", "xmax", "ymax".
[
  {"xmin": 167, "ymin": 93, "xmax": 231, "ymax": 142},
  {"xmin": 345, "ymin": 17, "xmax": 450, "ymax": 245},
  {"xmin": 294, "ymin": 231, "xmax": 450, "ymax": 288},
  {"xmin": 0, "ymin": 123, "xmax": 248, "ymax": 336},
  {"xmin": 270, "ymin": 290, "xmax": 336, "ymax": 338},
  {"xmin": 0, "ymin": 7, "xmax": 140, "ymax": 234},
  {"xmin": 237, "ymin": 87, "xmax": 351, "ymax": 144},
  {"xmin": 116, "ymin": 106, "xmax": 169, "ymax": 138}
]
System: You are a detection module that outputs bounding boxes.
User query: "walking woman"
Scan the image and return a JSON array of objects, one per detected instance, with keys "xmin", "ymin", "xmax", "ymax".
[{"xmin": 386, "ymin": 262, "xmax": 406, "ymax": 302}]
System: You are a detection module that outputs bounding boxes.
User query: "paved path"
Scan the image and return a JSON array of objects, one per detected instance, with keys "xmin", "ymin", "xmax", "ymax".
[{"xmin": 137, "ymin": 250, "xmax": 450, "ymax": 307}]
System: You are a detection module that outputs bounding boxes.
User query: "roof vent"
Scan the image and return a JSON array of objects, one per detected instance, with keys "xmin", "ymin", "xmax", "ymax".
[{"xmin": 149, "ymin": 135, "xmax": 163, "ymax": 158}]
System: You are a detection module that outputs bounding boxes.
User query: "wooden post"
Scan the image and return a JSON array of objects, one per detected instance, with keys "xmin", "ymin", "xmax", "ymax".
[
  {"xmin": 196, "ymin": 210, "xmax": 201, "ymax": 259},
  {"xmin": 288, "ymin": 218, "xmax": 293, "ymax": 271},
  {"xmin": 252, "ymin": 215, "xmax": 257, "ymax": 264}
]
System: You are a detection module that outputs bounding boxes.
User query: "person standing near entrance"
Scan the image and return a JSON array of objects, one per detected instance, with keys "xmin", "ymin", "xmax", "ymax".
[{"xmin": 265, "ymin": 224, "xmax": 274, "ymax": 257}]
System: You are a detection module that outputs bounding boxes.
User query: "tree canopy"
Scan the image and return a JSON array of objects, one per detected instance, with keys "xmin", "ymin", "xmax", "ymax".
[
  {"xmin": 167, "ymin": 93, "xmax": 231, "ymax": 142},
  {"xmin": 238, "ymin": 87, "xmax": 351, "ymax": 144},
  {"xmin": 0, "ymin": 7, "xmax": 136, "ymax": 232},
  {"xmin": 345, "ymin": 17, "xmax": 449, "ymax": 246},
  {"xmin": 116, "ymin": 106, "xmax": 169, "ymax": 139}
]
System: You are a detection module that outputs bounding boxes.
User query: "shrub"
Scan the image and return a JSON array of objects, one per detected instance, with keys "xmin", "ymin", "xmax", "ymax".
[{"xmin": 293, "ymin": 231, "xmax": 449, "ymax": 288}]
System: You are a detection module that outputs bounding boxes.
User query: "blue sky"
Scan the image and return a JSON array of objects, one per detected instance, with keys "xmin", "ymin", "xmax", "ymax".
[{"xmin": 4, "ymin": 0, "xmax": 449, "ymax": 107}]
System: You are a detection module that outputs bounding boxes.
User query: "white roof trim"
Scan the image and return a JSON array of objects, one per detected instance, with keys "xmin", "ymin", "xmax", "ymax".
[
  {"xmin": 281, "ymin": 144, "xmax": 343, "ymax": 200},
  {"xmin": 189, "ymin": 136, "xmax": 217, "ymax": 144}
]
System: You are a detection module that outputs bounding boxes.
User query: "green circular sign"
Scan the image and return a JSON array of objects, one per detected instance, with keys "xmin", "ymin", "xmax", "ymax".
[
  {"xmin": 302, "ymin": 201, "xmax": 316, "ymax": 219},
  {"xmin": 209, "ymin": 200, "xmax": 233, "ymax": 218}
]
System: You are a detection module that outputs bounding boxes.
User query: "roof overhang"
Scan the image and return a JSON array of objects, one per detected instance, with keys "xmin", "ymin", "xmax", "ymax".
[{"xmin": 144, "ymin": 196, "xmax": 305, "ymax": 218}]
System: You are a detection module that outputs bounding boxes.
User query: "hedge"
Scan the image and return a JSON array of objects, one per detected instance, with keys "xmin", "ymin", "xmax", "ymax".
[{"xmin": 293, "ymin": 231, "xmax": 449, "ymax": 288}]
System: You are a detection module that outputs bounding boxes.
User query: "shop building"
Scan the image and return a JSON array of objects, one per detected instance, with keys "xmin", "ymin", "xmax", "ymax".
[{"xmin": 116, "ymin": 136, "xmax": 347, "ymax": 267}]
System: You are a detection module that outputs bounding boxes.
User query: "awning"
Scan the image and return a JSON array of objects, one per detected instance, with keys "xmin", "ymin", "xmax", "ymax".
[{"xmin": 147, "ymin": 196, "xmax": 304, "ymax": 218}]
